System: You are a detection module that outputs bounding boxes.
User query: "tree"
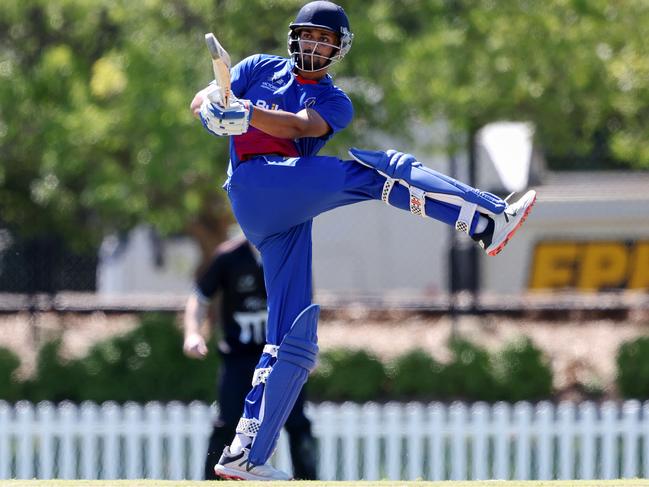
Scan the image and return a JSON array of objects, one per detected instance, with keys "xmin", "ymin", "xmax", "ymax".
[
  {"xmin": 0, "ymin": 0, "xmax": 295, "ymax": 259},
  {"xmin": 2, "ymin": 0, "xmax": 648, "ymax": 268},
  {"xmin": 375, "ymin": 0, "xmax": 649, "ymax": 169}
]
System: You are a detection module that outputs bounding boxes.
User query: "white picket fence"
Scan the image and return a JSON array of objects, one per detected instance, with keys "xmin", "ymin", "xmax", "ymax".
[{"xmin": 1, "ymin": 400, "xmax": 649, "ymax": 481}]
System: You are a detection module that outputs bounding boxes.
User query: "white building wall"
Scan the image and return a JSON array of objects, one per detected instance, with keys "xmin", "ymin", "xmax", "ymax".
[
  {"xmin": 482, "ymin": 173, "xmax": 649, "ymax": 294},
  {"xmin": 96, "ymin": 172, "xmax": 649, "ymax": 296},
  {"xmin": 312, "ymin": 198, "xmax": 450, "ymax": 295}
]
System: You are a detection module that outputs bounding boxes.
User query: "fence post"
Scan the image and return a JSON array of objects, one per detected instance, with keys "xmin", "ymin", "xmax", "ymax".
[
  {"xmin": 79, "ymin": 402, "xmax": 100, "ymax": 479},
  {"xmin": 450, "ymin": 402, "xmax": 468, "ymax": 480},
  {"xmin": 621, "ymin": 400, "xmax": 640, "ymax": 478},
  {"xmin": 58, "ymin": 402, "xmax": 78, "ymax": 480},
  {"xmin": 536, "ymin": 401, "xmax": 554, "ymax": 480},
  {"xmin": 101, "ymin": 402, "xmax": 121, "ymax": 479},
  {"xmin": 124, "ymin": 402, "xmax": 142, "ymax": 479},
  {"xmin": 37, "ymin": 402, "xmax": 56, "ymax": 479},
  {"xmin": 470, "ymin": 402, "xmax": 489, "ymax": 480},
  {"xmin": 187, "ymin": 402, "xmax": 211, "ymax": 480},
  {"xmin": 601, "ymin": 401, "xmax": 618, "ymax": 479},
  {"xmin": 317, "ymin": 403, "xmax": 337, "ymax": 480},
  {"xmin": 643, "ymin": 401, "xmax": 649, "ymax": 478},
  {"xmin": 406, "ymin": 402, "xmax": 424, "ymax": 480},
  {"xmin": 272, "ymin": 431, "xmax": 292, "ymax": 476},
  {"xmin": 0, "ymin": 402, "xmax": 10, "ymax": 479},
  {"xmin": 167, "ymin": 402, "xmax": 186, "ymax": 480},
  {"xmin": 384, "ymin": 402, "xmax": 402, "ymax": 480},
  {"xmin": 557, "ymin": 402, "xmax": 576, "ymax": 479},
  {"xmin": 513, "ymin": 402, "xmax": 532, "ymax": 480},
  {"xmin": 578, "ymin": 401, "xmax": 597, "ymax": 479},
  {"xmin": 361, "ymin": 402, "xmax": 381, "ymax": 481},
  {"xmin": 341, "ymin": 402, "xmax": 360, "ymax": 480},
  {"xmin": 428, "ymin": 403, "xmax": 445, "ymax": 481},
  {"xmin": 144, "ymin": 402, "xmax": 164, "ymax": 479},
  {"xmin": 15, "ymin": 401, "xmax": 35, "ymax": 479},
  {"xmin": 493, "ymin": 402, "xmax": 510, "ymax": 479}
]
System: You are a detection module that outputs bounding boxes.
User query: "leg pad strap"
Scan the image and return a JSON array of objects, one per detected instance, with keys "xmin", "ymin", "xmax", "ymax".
[{"xmin": 349, "ymin": 147, "xmax": 506, "ymax": 230}]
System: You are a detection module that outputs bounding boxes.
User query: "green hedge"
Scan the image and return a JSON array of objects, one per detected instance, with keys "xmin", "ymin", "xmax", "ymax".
[
  {"xmin": 308, "ymin": 349, "xmax": 388, "ymax": 402},
  {"xmin": 307, "ymin": 336, "xmax": 555, "ymax": 403},
  {"xmin": 617, "ymin": 336, "xmax": 649, "ymax": 398},
  {"xmin": 441, "ymin": 337, "xmax": 501, "ymax": 402},
  {"xmin": 10, "ymin": 320, "xmax": 649, "ymax": 403},
  {"xmin": 0, "ymin": 316, "xmax": 562, "ymax": 403},
  {"xmin": 5, "ymin": 313, "xmax": 219, "ymax": 403},
  {"xmin": 0, "ymin": 347, "xmax": 21, "ymax": 401},
  {"xmin": 387, "ymin": 349, "xmax": 445, "ymax": 399},
  {"xmin": 493, "ymin": 338, "xmax": 554, "ymax": 402}
]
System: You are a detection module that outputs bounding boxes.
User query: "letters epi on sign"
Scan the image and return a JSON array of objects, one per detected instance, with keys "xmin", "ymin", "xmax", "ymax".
[{"xmin": 529, "ymin": 241, "xmax": 649, "ymax": 291}]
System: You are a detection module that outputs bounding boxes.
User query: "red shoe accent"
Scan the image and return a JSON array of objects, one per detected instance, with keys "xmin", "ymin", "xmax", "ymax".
[{"xmin": 487, "ymin": 193, "xmax": 537, "ymax": 256}]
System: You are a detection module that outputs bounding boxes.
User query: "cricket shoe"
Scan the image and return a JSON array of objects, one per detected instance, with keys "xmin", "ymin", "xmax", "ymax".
[
  {"xmin": 473, "ymin": 189, "xmax": 537, "ymax": 256},
  {"xmin": 213, "ymin": 446, "xmax": 291, "ymax": 481}
]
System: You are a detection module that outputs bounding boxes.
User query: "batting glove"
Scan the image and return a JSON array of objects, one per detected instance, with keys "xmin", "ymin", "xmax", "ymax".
[
  {"xmin": 199, "ymin": 96, "xmax": 253, "ymax": 137},
  {"xmin": 203, "ymin": 83, "xmax": 225, "ymax": 106}
]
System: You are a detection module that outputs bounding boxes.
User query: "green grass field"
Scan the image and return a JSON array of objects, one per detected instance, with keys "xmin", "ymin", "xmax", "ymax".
[{"xmin": 1, "ymin": 481, "xmax": 647, "ymax": 487}]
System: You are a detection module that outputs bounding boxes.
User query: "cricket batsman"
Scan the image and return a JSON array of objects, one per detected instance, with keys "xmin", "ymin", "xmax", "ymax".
[{"xmin": 190, "ymin": 0, "xmax": 536, "ymax": 480}]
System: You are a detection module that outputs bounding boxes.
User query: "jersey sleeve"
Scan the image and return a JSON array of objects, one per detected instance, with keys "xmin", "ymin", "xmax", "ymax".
[
  {"xmin": 195, "ymin": 252, "xmax": 227, "ymax": 299},
  {"xmin": 311, "ymin": 89, "xmax": 354, "ymax": 138},
  {"xmin": 230, "ymin": 54, "xmax": 263, "ymax": 98}
]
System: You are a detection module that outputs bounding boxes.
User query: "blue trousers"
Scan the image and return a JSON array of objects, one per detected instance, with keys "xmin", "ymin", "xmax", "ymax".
[
  {"xmin": 228, "ymin": 155, "xmax": 470, "ymax": 342},
  {"xmin": 226, "ymin": 154, "xmax": 485, "ymax": 457}
]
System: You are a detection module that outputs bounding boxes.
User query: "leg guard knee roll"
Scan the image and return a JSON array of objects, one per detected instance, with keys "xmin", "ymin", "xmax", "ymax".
[
  {"xmin": 248, "ymin": 304, "xmax": 320, "ymax": 466},
  {"xmin": 279, "ymin": 335, "xmax": 318, "ymax": 371}
]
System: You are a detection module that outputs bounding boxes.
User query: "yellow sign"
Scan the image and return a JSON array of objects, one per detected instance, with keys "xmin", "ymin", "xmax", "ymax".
[{"xmin": 530, "ymin": 241, "xmax": 649, "ymax": 291}]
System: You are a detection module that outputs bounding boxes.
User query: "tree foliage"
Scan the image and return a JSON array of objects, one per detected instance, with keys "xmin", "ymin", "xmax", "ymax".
[
  {"xmin": 351, "ymin": 0, "xmax": 649, "ymax": 169},
  {"xmin": 2, "ymin": 0, "xmax": 648, "ymax": 252}
]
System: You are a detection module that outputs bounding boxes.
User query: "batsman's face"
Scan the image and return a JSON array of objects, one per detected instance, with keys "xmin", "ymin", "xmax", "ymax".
[{"xmin": 297, "ymin": 28, "xmax": 338, "ymax": 71}]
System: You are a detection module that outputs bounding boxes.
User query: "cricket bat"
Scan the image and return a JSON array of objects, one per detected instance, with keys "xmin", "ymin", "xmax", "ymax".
[{"xmin": 204, "ymin": 33, "xmax": 232, "ymax": 108}]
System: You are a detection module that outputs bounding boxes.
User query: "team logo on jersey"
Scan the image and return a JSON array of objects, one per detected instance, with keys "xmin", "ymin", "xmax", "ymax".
[
  {"xmin": 304, "ymin": 97, "xmax": 316, "ymax": 108},
  {"xmin": 261, "ymin": 75, "xmax": 286, "ymax": 92},
  {"xmin": 271, "ymin": 74, "xmax": 285, "ymax": 85},
  {"xmin": 237, "ymin": 274, "xmax": 257, "ymax": 292},
  {"xmin": 243, "ymin": 296, "xmax": 266, "ymax": 311}
]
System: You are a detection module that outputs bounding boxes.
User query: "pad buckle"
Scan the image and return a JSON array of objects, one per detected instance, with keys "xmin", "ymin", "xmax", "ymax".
[
  {"xmin": 252, "ymin": 367, "xmax": 273, "ymax": 386},
  {"xmin": 236, "ymin": 417, "xmax": 261, "ymax": 437},
  {"xmin": 455, "ymin": 202, "xmax": 478, "ymax": 234},
  {"xmin": 381, "ymin": 178, "xmax": 396, "ymax": 204},
  {"xmin": 263, "ymin": 344, "xmax": 279, "ymax": 357},
  {"xmin": 409, "ymin": 187, "xmax": 426, "ymax": 217}
]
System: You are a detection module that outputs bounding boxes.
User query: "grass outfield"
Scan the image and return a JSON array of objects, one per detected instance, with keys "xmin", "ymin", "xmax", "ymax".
[{"xmin": 1, "ymin": 481, "xmax": 648, "ymax": 487}]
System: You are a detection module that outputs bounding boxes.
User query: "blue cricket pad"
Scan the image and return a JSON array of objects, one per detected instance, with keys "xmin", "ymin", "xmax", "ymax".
[
  {"xmin": 248, "ymin": 304, "xmax": 319, "ymax": 466},
  {"xmin": 348, "ymin": 147, "xmax": 505, "ymax": 214}
]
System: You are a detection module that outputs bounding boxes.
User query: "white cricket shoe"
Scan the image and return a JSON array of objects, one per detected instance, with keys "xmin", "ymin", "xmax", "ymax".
[
  {"xmin": 475, "ymin": 190, "xmax": 537, "ymax": 256},
  {"xmin": 214, "ymin": 446, "xmax": 291, "ymax": 481}
]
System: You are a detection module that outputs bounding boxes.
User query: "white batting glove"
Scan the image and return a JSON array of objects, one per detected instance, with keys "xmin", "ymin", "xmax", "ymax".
[
  {"xmin": 183, "ymin": 332, "xmax": 208, "ymax": 358},
  {"xmin": 199, "ymin": 96, "xmax": 252, "ymax": 137}
]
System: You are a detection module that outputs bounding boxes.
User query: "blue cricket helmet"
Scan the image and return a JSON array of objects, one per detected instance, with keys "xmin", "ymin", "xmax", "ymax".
[{"xmin": 287, "ymin": 1, "xmax": 353, "ymax": 71}]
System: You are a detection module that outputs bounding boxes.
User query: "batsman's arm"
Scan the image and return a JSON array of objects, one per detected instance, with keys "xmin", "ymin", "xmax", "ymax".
[
  {"xmin": 248, "ymin": 106, "xmax": 330, "ymax": 139},
  {"xmin": 191, "ymin": 90, "xmax": 329, "ymax": 139}
]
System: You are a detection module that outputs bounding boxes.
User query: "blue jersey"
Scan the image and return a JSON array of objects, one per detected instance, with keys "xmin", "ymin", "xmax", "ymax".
[{"xmin": 228, "ymin": 54, "xmax": 353, "ymax": 173}]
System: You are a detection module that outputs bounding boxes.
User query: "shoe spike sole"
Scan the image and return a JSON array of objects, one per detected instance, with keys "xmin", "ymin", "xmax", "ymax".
[{"xmin": 487, "ymin": 193, "xmax": 537, "ymax": 257}]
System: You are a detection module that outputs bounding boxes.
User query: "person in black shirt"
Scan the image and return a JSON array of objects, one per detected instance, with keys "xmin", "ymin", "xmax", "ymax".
[{"xmin": 183, "ymin": 236, "xmax": 317, "ymax": 480}]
